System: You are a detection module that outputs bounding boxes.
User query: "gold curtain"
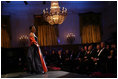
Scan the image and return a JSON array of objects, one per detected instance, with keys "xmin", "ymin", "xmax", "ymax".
[
  {"xmin": 34, "ymin": 15, "xmax": 58, "ymax": 46},
  {"xmin": 81, "ymin": 25, "xmax": 101, "ymax": 44},
  {"xmin": 79, "ymin": 12, "xmax": 102, "ymax": 44},
  {"xmin": 1, "ymin": 15, "xmax": 11, "ymax": 48},
  {"xmin": 1, "ymin": 27, "xmax": 11, "ymax": 48},
  {"xmin": 38, "ymin": 25, "xmax": 58, "ymax": 46}
]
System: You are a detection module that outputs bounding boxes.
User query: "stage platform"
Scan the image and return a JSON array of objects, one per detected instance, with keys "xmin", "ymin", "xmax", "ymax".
[{"xmin": 1, "ymin": 71, "xmax": 91, "ymax": 78}]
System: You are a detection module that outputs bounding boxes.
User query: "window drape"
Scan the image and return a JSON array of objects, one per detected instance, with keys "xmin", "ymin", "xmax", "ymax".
[
  {"xmin": 81, "ymin": 25, "xmax": 101, "ymax": 44},
  {"xmin": 1, "ymin": 15, "xmax": 11, "ymax": 48},
  {"xmin": 38, "ymin": 25, "xmax": 58, "ymax": 46},
  {"xmin": 34, "ymin": 15, "xmax": 58, "ymax": 46},
  {"xmin": 79, "ymin": 12, "xmax": 102, "ymax": 44}
]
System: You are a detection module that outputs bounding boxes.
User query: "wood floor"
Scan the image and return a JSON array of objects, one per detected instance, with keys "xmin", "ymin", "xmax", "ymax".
[{"xmin": 1, "ymin": 71, "xmax": 90, "ymax": 78}]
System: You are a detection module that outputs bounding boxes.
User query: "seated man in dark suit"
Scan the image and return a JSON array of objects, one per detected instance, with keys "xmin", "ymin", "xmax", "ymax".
[
  {"xmin": 43, "ymin": 50, "xmax": 50, "ymax": 66},
  {"xmin": 90, "ymin": 44, "xmax": 101, "ymax": 71},
  {"xmin": 96, "ymin": 42, "xmax": 109, "ymax": 73},
  {"xmin": 62, "ymin": 49, "xmax": 73, "ymax": 71},
  {"xmin": 50, "ymin": 50, "xmax": 58, "ymax": 66},
  {"xmin": 75, "ymin": 46, "xmax": 88, "ymax": 73},
  {"xmin": 57, "ymin": 49, "xmax": 64, "ymax": 68},
  {"xmin": 74, "ymin": 47, "xmax": 84, "ymax": 72}
]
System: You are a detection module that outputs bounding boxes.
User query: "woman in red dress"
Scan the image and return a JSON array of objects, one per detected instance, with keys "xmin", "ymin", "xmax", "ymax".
[{"xmin": 27, "ymin": 25, "xmax": 48, "ymax": 74}]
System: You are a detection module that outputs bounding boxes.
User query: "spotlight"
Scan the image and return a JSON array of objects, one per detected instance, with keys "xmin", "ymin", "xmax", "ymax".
[
  {"xmin": 24, "ymin": 1, "xmax": 28, "ymax": 5},
  {"xmin": 6, "ymin": 1, "xmax": 10, "ymax": 3},
  {"xmin": 43, "ymin": 1, "xmax": 46, "ymax": 5}
]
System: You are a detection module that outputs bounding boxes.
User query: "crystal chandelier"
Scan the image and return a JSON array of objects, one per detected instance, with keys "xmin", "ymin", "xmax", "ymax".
[{"xmin": 43, "ymin": 1, "xmax": 67, "ymax": 25}]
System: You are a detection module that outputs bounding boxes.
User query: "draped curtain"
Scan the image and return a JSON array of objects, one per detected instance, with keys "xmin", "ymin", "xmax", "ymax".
[
  {"xmin": 1, "ymin": 15, "xmax": 11, "ymax": 48},
  {"xmin": 38, "ymin": 25, "xmax": 58, "ymax": 46},
  {"xmin": 34, "ymin": 15, "xmax": 58, "ymax": 46},
  {"xmin": 81, "ymin": 25, "xmax": 101, "ymax": 44},
  {"xmin": 79, "ymin": 12, "xmax": 102, "ymax": 44}
]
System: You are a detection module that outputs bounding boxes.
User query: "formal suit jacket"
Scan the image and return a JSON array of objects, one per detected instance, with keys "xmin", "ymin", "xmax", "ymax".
[{"xmin": 98, "ymin": 48, "xmax": 108, "ymax": 63}]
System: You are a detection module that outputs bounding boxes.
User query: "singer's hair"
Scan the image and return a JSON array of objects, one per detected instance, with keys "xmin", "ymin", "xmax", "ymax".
[{"xmin": 29, "ymin": 25, "xmax": 34, "ymax": 30}]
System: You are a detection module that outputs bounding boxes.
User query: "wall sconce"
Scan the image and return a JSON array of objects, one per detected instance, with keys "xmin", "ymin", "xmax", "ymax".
[
  {"xmin": 18, "ymin": 35, "xmax": 29, "ymax": 47},
  {"xmin": 66, "ymin": 33, "xmax": 75, "ymax": 44},
  {"xmin": 19, "ymin": 35, "xmax": 28, "ymax": 40}
]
